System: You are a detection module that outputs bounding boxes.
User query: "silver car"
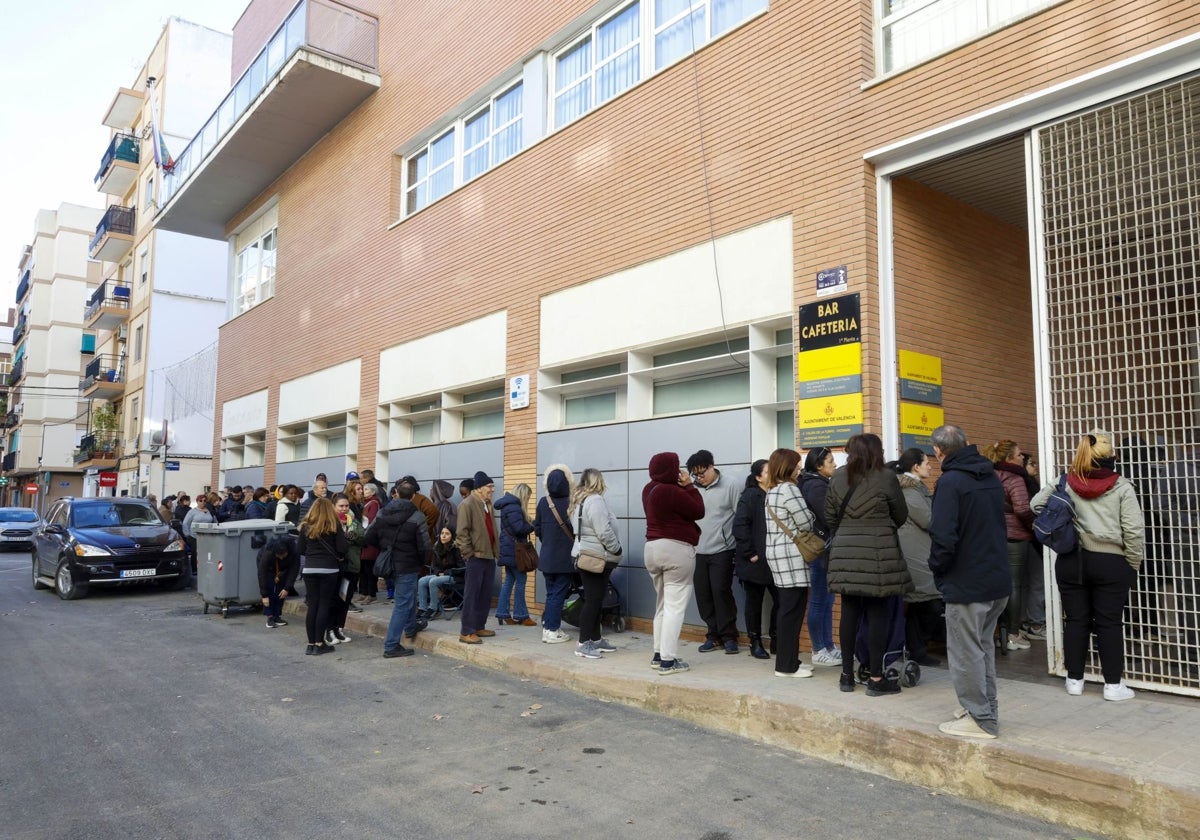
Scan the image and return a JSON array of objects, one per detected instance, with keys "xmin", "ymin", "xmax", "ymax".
[{"xmin": 0, "ymin": 507, "xmax": 43, "ymax": 551}]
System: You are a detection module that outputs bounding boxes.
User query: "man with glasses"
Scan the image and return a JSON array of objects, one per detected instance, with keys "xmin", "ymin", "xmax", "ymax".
[{"xmin": 686, "ymin": 449, "xmax": 743, "ymax": 654}]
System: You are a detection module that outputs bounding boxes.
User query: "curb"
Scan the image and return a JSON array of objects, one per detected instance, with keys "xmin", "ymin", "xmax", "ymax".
[{"xmin": 283, "ymin": 600, "xmax": 1200, "ymax": 840}]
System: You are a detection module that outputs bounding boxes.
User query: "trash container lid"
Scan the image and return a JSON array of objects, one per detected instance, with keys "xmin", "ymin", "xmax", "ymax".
[{"xmin": 193, "ymin": 518, "xmax": 290, "ymax": 535}]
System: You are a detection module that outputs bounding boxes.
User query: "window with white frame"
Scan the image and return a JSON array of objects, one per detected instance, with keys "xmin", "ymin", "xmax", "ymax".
[
  {"xmin": 380, "ymin": 382, "xmax": 504, "ymax": 450},
  {"xmin": 276, "ymin": 411, "xmax": 357, "ymax": 464},
  {"xmin": 398, "ymin": 0, "xmax": 766, "ymax": 218},
  {"xmin": 133, "ymin": 324, "xmax": 144, "ymax": 363},
  {"xmin": 139, "ymin": 249, "xmax": 149, "ymax": 286},
  {"xmin": 222, "ymin": 430, "xmax": 266, "ymax": 469},
  {"xmin": 144, "ymin": 174, "xmax": 155, "ymax": 211},
  {"xmin": 878, "ymin": 0, "xmax": 1060, "ymax": 75},
  {"xmin": 234, "ymin": 227, "xmax": 276, "ymax": 315}
]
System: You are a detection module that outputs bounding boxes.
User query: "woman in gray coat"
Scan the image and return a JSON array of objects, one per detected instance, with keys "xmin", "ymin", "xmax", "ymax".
[
  {"xmin": 892, "ymin": 448, "xmax": 941, "ymax": 667},
  {"xmin": 825, "ymin": 433, "xmax": 911, "ymax": 695}
]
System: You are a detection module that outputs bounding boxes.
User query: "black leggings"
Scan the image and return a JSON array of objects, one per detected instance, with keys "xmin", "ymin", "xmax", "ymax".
[
  {"xmin": 304, "ymin": 573, "xmax": 341, "ymax": 644},
  {"xmin": 840, "ymin": 595, "xmax": 890, "ymax": 678},
  {"xmin": 578, "ymin": 566, "xmax": 613, "ymax": 643},
  {"xmin": 331, "ymin": 572, "xmax": 358, "ymax": 629}
]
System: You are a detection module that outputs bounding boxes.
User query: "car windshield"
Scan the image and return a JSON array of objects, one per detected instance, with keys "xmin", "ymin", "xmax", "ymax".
[
  {"xmin": 0, "ymin": 509, "xmax": 38, "ymax": 522},
  {"xmin": 71, "ymin": 504, "xmax": 162, "ymax": 529}
]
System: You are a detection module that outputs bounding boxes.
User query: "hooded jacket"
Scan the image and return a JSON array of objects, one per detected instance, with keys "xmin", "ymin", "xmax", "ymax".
[
  {"xmin": 1031, "ymin": 470, "xmax": 1144, "ymax": 570},
  {"xmin": 994, "ymin": 461, "xmax": 1035, "ymax": 541},
  {"xmin": 695, "ymin": 468, "xmax": 741, "ymax": 554},
  {"xmin": 430, "ymin": 479, "xmax": 458, "ymax": 534},
  {"xmin": 896, "ymin": 473, "xmax": 938, "ymax": 602},
  {"xmin": 256, "ymin": 535, "xmax": 300, "ymax": 597},
  {"xmin": 533, "ymin": 465, "xmax": 575, "ymax": 575},
  {"xmin": 643, "ymin": 452, "xmax": 704, "ymax": 545},
  {"xmin": 495, "ymin": 492, "xmax": 535, "ymax": 568},
  {"xmin": 732, "ymin": 475, "xmax": 771, "ymax": 585},
  {"xmin": 928, "ymin": 445, "xmax": 1011, "ymax": 604},
  {"xmin": 825, "ymin": 466, "xmax": 911, "ymax": 598},
  {"xmin": 364, "ymin": 499, "xmax": 433, "ymax": 575}
]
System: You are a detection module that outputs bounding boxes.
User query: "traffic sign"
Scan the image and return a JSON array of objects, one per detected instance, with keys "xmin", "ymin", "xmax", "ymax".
[
  {"xmin": 164, "ymin": 460, "xmax": 180, "ymax": 471},
  {"xmin": 24, "ymin": 483, "xmax": 39, "ymax": 494}
]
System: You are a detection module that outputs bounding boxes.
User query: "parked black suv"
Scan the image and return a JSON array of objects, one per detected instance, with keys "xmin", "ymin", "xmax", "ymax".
[{"xmin": 32, "ymin": 497, "xmax": 190, "ymax": 600}]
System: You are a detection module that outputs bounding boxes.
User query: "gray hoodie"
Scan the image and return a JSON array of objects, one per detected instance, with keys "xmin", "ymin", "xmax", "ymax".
[{"xmin": 695, "ymin": 469, "xmax": 741, "ymax": 555}]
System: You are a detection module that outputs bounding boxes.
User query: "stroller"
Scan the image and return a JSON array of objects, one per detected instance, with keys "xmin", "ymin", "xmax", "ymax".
[
  {"xmin": 561, "ymin": 572, "xmax": 627, "ymax": 633},
  {"xmin": 852, "ymin": 595, "xmax": 921, "ymax": 687}
]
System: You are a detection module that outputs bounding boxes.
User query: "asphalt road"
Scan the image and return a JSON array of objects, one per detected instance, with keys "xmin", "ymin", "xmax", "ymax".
[{"xmin": 0, "ymin": 551, "xmax": 1094, "ymax": 840}]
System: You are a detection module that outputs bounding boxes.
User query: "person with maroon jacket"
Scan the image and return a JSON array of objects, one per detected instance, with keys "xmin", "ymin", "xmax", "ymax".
[{"xmin": 642, "ymin": 452, "xmax": 705, "ymax": 675}]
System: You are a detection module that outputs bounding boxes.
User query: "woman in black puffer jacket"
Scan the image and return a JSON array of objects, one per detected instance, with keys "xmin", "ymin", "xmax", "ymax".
[
  {"xmin": 825, "ymin": 433, "xmax": 910, "ymax": 695},
  {"xmin": 732, "ymin": 459, "xmax": 774, "ymax": 660},
  {"xmin": 297, "ymin": 498, "xmax": 348, "ymax": 656}
]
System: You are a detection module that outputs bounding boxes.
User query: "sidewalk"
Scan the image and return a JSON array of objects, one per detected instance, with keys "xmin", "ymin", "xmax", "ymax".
[{"xmin": 288, "ymin": 599, "xmax": 1199, "ymax": 840}]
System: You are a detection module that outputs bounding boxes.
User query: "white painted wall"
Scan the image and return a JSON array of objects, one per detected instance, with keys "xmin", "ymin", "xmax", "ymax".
[
  {"xmin": 279, "ymin": 359, "xmax": 362, "ymax": 425},
  {"xmin": 222, "ymin": 389, "xmax": 269, "ymax": 437},
  {"xmin": 162, "ymin": 18, "xmax": 233, "ymax": 153},
  {"xmin": 378, "ymin": 311, "xmax": 507, "ymax": 402},
  {"xmin": 540, "ymin": 216, "xmax": 794, "ymax": 366}
]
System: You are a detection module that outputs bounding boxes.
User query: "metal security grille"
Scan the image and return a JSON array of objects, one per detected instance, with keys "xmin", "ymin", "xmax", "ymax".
[{"xmin": 1037, "ymin": 77, "xmax": 1200, "ymax": 696}]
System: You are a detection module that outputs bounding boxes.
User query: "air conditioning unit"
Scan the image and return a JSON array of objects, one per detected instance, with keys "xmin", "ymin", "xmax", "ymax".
[{"xmin": 117, "ymin": 325, "xmax": 129, "ymax": 341}]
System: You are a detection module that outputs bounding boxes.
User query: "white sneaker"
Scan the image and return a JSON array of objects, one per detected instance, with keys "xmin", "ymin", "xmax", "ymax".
[
  {"xmin": 542, "ymin": 629, "xmax": 571, "ymax": 644},
  {"xmin": 811, "ymin": 650, "xmax": 838, "ymax": 666},
  {"xmin": 1103, "ymin": 682, "xmax": 1135, "ymax": 702},
  {"xmin": 828, "ymin": 648, "xmax": 843, "ymax": 663},
  {"xmin": 325, "ymin": 630, "xmax": 341, "ymax": 646},
  {"xmin": 1006, "ymin": 634, "xmax": 1031, "ymax": 651},
  {"xmin": 1065, "ymin": 677, "xmax": 1085, "ymax": 696},
  {"xmin": 774, "ymin": 666, "xmax": 814, "ymax": 678},
  {"xmin": 333, "ymin": 628, "xmax": 350, "ymax": 643}
]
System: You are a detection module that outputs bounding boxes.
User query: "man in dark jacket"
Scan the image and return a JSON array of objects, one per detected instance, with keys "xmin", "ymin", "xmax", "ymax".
[
  {"xmin": 928, "ymin": 424, "xmax": 1011, "ymax": 740},
  {"xmin": 257, "ymin": 535, "xmax": 299, "ymax": 629},
  {"xmin": 368, "ymin": 483, "xmax": 433, "ymax": 658},
  {"xmin": 216, "ymin": 486, "xmax": 245, "ymax": 522}
]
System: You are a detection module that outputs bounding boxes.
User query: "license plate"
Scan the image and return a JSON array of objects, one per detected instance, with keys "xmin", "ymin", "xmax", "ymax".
[{"xmin": 120, "ymin": 568, "xmax": 157, "ymax": 579}]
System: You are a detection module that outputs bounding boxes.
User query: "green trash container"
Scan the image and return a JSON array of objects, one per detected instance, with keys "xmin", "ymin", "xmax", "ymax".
[{"xmin": 194, "ymin": 519, "xmax": 291, "ymax": 618}]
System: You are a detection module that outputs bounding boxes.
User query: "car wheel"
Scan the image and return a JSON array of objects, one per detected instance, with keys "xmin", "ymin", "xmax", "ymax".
[
  {"xmin": 55, "ymin": 560, "xmax": 88, "ymax": 601},
  {"xmin": 32, "ymin": 552, "xmax": 49, "ymax": 590}
]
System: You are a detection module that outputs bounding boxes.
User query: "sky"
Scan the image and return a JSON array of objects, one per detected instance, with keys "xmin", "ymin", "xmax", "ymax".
[{"xmin": 1, "ymin": 0, "xmax": 251, "ymax": 307}]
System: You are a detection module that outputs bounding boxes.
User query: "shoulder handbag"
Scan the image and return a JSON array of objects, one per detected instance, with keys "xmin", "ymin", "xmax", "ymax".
[
  {"xmin": 372, "ymin": 522, "xmax": 403, "ymax": 579},
  {"xmin": 572, "ymin": 505, "xmax": 608, "ymax": 574},
  {"xmin": 766, "ymin": 489, "xmax": 825, "ymax": 564}
]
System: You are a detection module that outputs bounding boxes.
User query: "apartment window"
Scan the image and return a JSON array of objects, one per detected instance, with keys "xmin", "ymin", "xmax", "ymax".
[
  {"xmin": 222, "ymin": 430, "xmax": 265, "ymax": 469},
  {"xmin": 144, "ymin": 174, "xmax": 155, "ymax": 211},
  {"xmin": 406, "ymin": 130, "xmax": 455, "ymax": 214},
  {"xmin": 129, "ymin": 397, "xmax": 139, "ymax": 443},
  {"xmin": 565, "ymin": 392, "xmax": 618, "ymax": 425},
  {"xmin": 139, "ymin": 249, "xmax": 149, "ymax": 285},
  {"xmin": 556, "ymin": 3, "xmax": 642, "ymax": 126},
  {"xmin": 235, "ymin": 228, "xmax": 277, "ymax": 315},
  {"xmin": 133, "ymin": 325, "xmax": 143, "ymax": 363},
  {"xmin": 879, "ymin": 0, "xmax": 1059, "ymax": 75},
  {"xmin": 464, "ymin": 83, "xmax": 524, "ymax": 182},
  {"xmin": 276, "ymin": 411, "xmax": 358, "ymax": 463}
]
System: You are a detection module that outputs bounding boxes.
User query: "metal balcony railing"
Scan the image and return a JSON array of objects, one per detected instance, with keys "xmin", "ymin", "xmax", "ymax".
[
  {"xmin": 12, "ymin": 317, "xmax": 26, "ymax": 346},
  {"xmin": 74, "ymin": 434, "xmax": 120, "ymax": 465},
  {"xmin": 2, "ymin": 411, "xmax": 16, "ymax": 429},
  {"xmin": 84, "ymin": 279, "xmax": 132, "ymax": 321},
  {"xmin": 89, "ymin": 205, "xmax": 136, "ymax": 255},
  {"xmin": 162, "ymin": 0, "xmax": 379, "ymax": 206},
  {"xmin": 80, "ymin": 354, "xmax": 124, "ymax": 390},
  {"xmin": 2, "ymin": 451, "xmax": 16, "ymax": 471},
  {"xmin": 94, "ymin": 132, "xmax": 140, "ymax": 185},
  {"xmin": 8, "ymin": 358, "xmax": 24, "ymax": 386},
  {"xmin": 15, "ymin": 269, "xmax": 30, "ymax": 303}
]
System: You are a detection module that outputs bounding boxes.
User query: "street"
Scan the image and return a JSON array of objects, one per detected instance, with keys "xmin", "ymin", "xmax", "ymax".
[{"xmin": 0, "ymin": 551, "xmax": 1092, "ymax": 840}]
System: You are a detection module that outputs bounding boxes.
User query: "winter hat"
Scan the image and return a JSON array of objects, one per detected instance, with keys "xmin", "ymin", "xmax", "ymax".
[
  {"xmin": 345, "ymin": 471, "xmax": 360, "ymax": 480},
  {"xmin": 473, "ymin": 470, "xmax": 495, "ymax": 489}
]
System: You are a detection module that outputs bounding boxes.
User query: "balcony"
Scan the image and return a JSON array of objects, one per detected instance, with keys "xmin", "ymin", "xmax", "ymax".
[
  {"xmin": 2, "ymin": 451, "xmax": 15, "ymax": 472},
  {"xmin": 102, "ymin": 87, "xmax": 144, "ymax": 130},
  {"xmin": 15, "ymin": 269, "xmax": 29, "ymax": 303},
  {"xmin": 74, "ymin": 434, "xmax": 120, "ymax": 468},
  {"xmin": 79, "ymin": 354, "xmax": 125, "ymax": 399},
  {"xmin": 89, "ymin": 205, "xmax": 136, "ymax": 263},
  {"xmin": 12, "ymin": 316, "xmax": 26, "ymax": 346},
  {"xmin": 2, "ymin": 411, "xmax": 16, "ymax": 429},
  {"xmin": 95, "ymin": 133, "xmax": 141, "ymax": 196},
  {"xmin": 83, "ymin": 280, "xmax": 132, "ymax": 331},
  {"xmin": 8, "ymin": 358, "xmax": 24, "ymax": 387},
  {"xmin": 156, "ymin": 0, "xmax": 380, "ymax": 239}
]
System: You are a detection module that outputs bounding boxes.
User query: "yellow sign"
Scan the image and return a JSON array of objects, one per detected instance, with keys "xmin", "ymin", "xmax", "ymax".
[
  {"xmin": 798, "ymin": 392, "xmax": 864, "ymax": 448},
  {"xmin": 900, "ymin": 402, "xmax": 944, "ymax": 435},
  {"xmin": 898, "ymin": 350, "xmax": 942, "ymax": 385},
  {"xmin": 797, "ymin": 343, "xmax": 862, "ymax": 382}
]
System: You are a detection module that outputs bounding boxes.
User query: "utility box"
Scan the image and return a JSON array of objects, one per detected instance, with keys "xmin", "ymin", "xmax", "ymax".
[{"xmin": 194, "ymin": 519, "xmax": 290, "ymax": 618}]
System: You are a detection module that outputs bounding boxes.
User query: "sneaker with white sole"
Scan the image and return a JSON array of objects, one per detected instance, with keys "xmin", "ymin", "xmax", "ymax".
[
  {"xmin": 811, "ymin": 650, "xmax": 838, "ymax": 666},
  {"xmin": 574, "ymin": 641, "xmax": 602, "ymax": 659},
  {"xmin": 542, "ymin": 629, "xmax": 571, "ymax": 644},
  {"xmin": 594, "ymin": 638, "xmax": 617, "ymax": 653},
  {"xmin": 650, "ymin": 653, "xmax": 662, "ymax": 670},
  {"xmin": 1006, "ymin": 634, "xmax": 1031, "ymax": 651},
  {"xmin": 1103, "ymin": 682, "xmax": 1135, "ymax": 702},
  {"xmin": 774, "ymin": 667, "xmax": 814, "ymax": 678},
  {"xmin": 1021, "ymin": 622, "xmax": 1046, "ymax": 640},
  {"xmin": 657, "ymin": 658, "xmax": 690, "ymax": 675},
  {"xmin": 1065, "ymin": 677, "xmax": 1085, "ymax": 696},
  {"xmin": 827, "ymin": 648, "xmax": 843, "ymax": 663},
  {"xmin": 325, "ymin": 630, "xmax": 342, "ymax": 646},
  {"xmin": 332, "ymin": 627, "xmax": 350, "ymax": 643},
  {"xmin": 938, "ymin": 715, "xmax": 997, "ymax": 739}
]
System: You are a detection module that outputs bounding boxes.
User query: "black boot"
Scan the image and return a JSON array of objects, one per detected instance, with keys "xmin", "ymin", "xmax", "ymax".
[{"xmin": 749, "ymin": 634, "xmax": 771, "ymax": 660}]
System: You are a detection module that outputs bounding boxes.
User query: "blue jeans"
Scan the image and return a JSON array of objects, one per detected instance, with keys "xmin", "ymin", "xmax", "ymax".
[
  {"xmin": 807, "ymin": 557, "xmax": 835, "ymax": 651},
  {"xmin": 541, "ymin": 572, "xmax": 574, "ymax": 631},
  {"xmin": 496, "ymin": 565, "xmax": 528, "ymax": 619},
  {"xmin": 383, "ymin": 572, "xmax": 419, "ymax": 652},
  {"xmin": 419, "ymin": 574, "xmax": 454, "ymax": 610}
]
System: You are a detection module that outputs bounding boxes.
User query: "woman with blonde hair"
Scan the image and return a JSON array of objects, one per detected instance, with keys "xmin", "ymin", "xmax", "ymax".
[
  {"xmin": 494, "ymin": 482, "xmax": 537, "ymax": 626},
  {"xmin": 1032, "ymin": 431, "xmax": 1144, "ymax": 701},
  {"xmin": 297, "ymin": 497, "xmax": 348, "ymax": 656},
  {"xmin": 570, "ymin": 468, "xmax": 623, "ymax": 659}
]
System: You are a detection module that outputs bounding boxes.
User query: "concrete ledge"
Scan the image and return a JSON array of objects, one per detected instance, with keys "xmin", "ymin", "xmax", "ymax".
[{"xmin": 286, "ymin": 600, "xmax": 1200, "ymax": 840}]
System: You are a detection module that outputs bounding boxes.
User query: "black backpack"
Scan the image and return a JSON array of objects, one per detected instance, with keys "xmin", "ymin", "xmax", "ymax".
[{"xmin": 1033, "ymin": 474, "xmax": 1078, "ymax": 554}]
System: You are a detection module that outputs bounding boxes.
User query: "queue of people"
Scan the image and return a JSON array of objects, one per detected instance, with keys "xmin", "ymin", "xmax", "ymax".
[{"xmin": 171, "ymin": 422, "xmax": 1145, "ymax": 742}]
